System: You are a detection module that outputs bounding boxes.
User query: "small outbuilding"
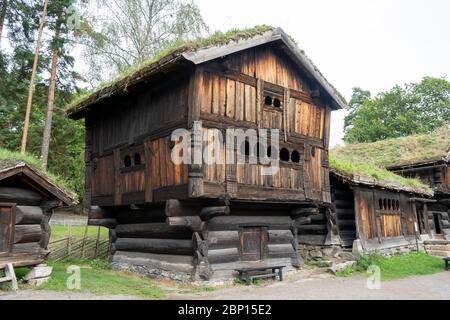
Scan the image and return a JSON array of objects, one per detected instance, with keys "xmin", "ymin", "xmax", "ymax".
[
  {"xmin": 329, "ymin": 166, "xmax": 433, "ymax": 255},
  {"xmin": 0, "ymin": 159, "xmax": 75, "ymax": 269}
]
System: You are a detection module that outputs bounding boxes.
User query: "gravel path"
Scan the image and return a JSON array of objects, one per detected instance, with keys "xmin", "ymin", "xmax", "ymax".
[
  {"xmin": 171, "ymin": 271, "xmax": 450, "ymax": 300},
  {"xmin": 1, "ymin": 271, "xmax": 449, "ymax": 300}
]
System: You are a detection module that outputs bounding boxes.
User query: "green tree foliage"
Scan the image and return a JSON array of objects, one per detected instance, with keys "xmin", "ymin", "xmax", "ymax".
[
  {"xmin": 344, "ymin": 77, "xmax": 450, "ymax": 143},
  {"xmin": 0, "ymin": 0, "xmax": 85, "ymax": 199}
]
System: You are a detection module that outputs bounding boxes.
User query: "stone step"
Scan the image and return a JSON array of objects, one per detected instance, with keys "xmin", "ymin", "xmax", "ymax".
[
  {"xmin": 427, "ymin": 250, "xmax": 450, "ymax": 258},
  {"xmin": 424, "ymin": 245, "xmax": 450, "ymax": 251}
]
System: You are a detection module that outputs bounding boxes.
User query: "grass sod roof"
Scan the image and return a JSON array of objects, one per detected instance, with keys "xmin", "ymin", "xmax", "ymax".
[
  {"xmin": 67, "ymin": 25, "xmax": 347, "ymax": 117},
  {"xmin": 329, "ymin": 129, "xmax": 450, "ymax": 196},
  {"xmin": 332, "ymin": 128, "xmax": 450, "ymax": 169},
  {"xmin": 0, "ymin": 148, "xmax": 77, "ymax": 203},
  {"xmin": 329, "ymin": 155, "xmax": 433, "ymax": 196}
]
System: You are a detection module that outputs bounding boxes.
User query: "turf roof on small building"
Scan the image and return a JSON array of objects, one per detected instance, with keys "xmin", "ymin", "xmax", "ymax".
[
  {"xmin": 332, "ymin": 128, "xmax": 450, "ymax": 169},
  {"xmin": 329, "ymin": 128, "xmax": 450, "ymax": 196},
  {"xmin": 0, "ymin": 148, "xmax": 77, "ymax": 203},
  {"xmin": 67, "ymin": 25, "xmax": 347, "ymax": 118}
]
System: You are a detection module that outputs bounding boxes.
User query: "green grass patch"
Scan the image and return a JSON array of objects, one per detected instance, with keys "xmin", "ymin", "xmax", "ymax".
[
  {"xmin": 30, "ymin": 260, "xmax": 165, "ymax": 299},
  {"xmin": 336, "ymin": 253, "xmax": 445, "ymax": 281},
  {"xmin": 50, "ymin": 225, "xmax": 109, "ymax": 241}
]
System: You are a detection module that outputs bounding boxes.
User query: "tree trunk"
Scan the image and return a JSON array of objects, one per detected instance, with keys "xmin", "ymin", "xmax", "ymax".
[
  {"xmin": 41, "ymin": 25, "xmax": 60, "ymax": 168},
  {"xmin": 0, "ymin": 0, "xmax": 8, "ymax": 47},
  {"xmin": 20, "ymin": 0, "xmax": 49, "ymax": 153}
]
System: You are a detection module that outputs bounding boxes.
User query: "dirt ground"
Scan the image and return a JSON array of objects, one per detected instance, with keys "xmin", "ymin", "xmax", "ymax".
[{"xmin": 1, "ymin": 269, "xmax": 449, "ymax": 300}]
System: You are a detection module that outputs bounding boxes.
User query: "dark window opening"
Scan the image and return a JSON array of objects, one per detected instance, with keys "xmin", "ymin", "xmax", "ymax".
[
  {"xmin": 383, "ymin": 199, "xmax": 387, "ymax": 211},
  {"xmin": 273, "ymin": 98, "xmax": 281, "ymax": 108},
  {"xmin": 267, "ymin": 146, "xmax": 278, "ymax": 159},
  {"xmin": 379, "ymin": 199, "xmax": 383, "ymax": 210},
  {"xmin": 134, "ymin": 153, "xmax": 142, "ymax": 166},
  {"xmin": 396, "ymin": 200, "xmax": 400, "ymax": 211},
  {"xmin": 264, "ymin": 96, "xmax": 273, "ymax": 106},
  {"xmin": 124, "ymin": 155, "xmax": 132, "ymax": 168},
  {"xmin": 388, "ymin": 199, "xmax": 392, "ymax": 211},
  {"xmin": 280, "ymin": 148, "xmax": 290, "ymax": 162},
  {"xmin": 291, "ymin": 150, "xmax": 300, "ymax": 163},
  {"xmin": 240, "ymin": 140, "xmax": 251, "ymax": 157},
  {"xmin": 433, "ymin": 214, "xmax": 442, "ymax": 234}
]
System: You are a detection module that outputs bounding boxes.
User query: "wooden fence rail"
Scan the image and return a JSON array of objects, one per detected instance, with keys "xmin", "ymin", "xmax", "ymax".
[{"xmin": 49, "ymin": 228, "xmax": 110, "ymax": 262}]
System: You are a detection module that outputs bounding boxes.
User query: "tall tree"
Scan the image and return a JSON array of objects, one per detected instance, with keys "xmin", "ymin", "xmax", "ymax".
[
  {"xmin": 80, "ymin": 0, "xmax": 208, "ymax": 85},
  {"xmin": 0, "ymin": 0, "xmax": 8, "ymax": 46},
  {"xmin": 344, "ymin": 77, "xmax": 450, "ymax": 144},
  {"xmin": 20, "ymin": 0, "xmax": 48, "ymax": 153},
  {"xmin": 41, "ymin": 0, "xmax": 82, "ymax": 168}
]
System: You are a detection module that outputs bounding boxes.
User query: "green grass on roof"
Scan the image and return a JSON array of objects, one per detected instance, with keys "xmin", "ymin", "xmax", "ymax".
[
  {"xmin": 0, "ymin": 148, "xmax": 76, "ymax": 197},
  {"xmin": 329, "ymin": 155, "xmax": 432, "ymax": 195},
  {"xmin": 67, "ymin": 25, "xmax": 275, "ymax": 110},
  {"xmin": 332, "ymin": 127, "xmax": 450, "ymax": 168}
]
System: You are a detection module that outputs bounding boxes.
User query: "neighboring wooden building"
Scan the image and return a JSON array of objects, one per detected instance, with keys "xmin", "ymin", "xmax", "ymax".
[
  {"xmin": 330, "ymin": 170, "xmax": 433, "ymax": 254},
  {"xmin": 67, "ymin": 27, "xmax": 346, "ymax": 280},
  {"xmin": 331, "ymin": 129, "xmax": 450, "ymax": 245},
  {"xmin": 0, "ymin": 161, "xmax": 75, "ymax": 268},
  {"xmin": 388, "ymin": 153, "xmax": 450, "ymax": 240}
]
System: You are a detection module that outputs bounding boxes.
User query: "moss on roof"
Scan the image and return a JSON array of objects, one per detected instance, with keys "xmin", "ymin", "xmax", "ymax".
[
  {"xmin": 67, "ymin": 25, "xmax": 346, "ymax": 116},
  {"xmin": 67, "ymin": 25, "xmax": 274, "ymax": 113},
  {"xmin": 332, "ymin": 128, "xmax": 450, "ymax": 168},
  {"xmin": 0, "ymin": 148, "xmax": 76, "ymax": 200},
  {"xmin": 330, "ymin": 155, "xmax": 433, "ymax": 195}
]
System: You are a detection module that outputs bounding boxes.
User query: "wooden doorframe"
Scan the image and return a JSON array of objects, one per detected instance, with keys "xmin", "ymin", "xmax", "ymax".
[
  {"xmin": 238, "ymin": 226, "xmax": 269, "ymax": 262},
  {"xmin": 0, "ymin": 203, "xmax": 16, "ymax": 255}
]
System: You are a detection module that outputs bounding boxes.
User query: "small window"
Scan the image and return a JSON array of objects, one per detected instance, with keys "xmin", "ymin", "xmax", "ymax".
[
  {"xmin": 134, "ymin": 153, "xmax": 142, "ymax": 166},
  {"xmin": 396, "ymin": 200, "xmax": 400, "ymax": 211},
  {"xmin": 264, "ymin": 96, "xmax": 273, "ymax": 106},
  {"xmin": 273, "ymin": 98, "xmax": 282, "ymax": 108},
  {"xmin": 383, "ymin": 199, "xmax": 387, "ymax": 211},
  {"xmin": 124, "ymin": 155, "xmax": 132, "ymax": 168},
  {"xmin": 379, "ymin": 199, "xmax": 383, "ymax": 210},
  {"xmin": 291, "ymin": 150, "xmax": 300, "ymax": 163},
  {"xmin": 388, "ymin": 199, "xmax": 392, "ymax": 211},
  {"xmin": 280, "ymin": 148, "xmax": 290, "ymax": 162},
  {"xmin": 240, "ymin": 140, "xmax": 251, "ymax": 157}
]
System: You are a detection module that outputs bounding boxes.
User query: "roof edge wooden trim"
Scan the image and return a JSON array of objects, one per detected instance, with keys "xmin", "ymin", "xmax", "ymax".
[{"xmin": 0, "ymin": 162, "xmax": 76, "ymax": 206}]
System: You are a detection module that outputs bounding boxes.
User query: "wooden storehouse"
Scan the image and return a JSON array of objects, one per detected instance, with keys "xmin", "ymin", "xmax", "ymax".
[
  {"xmin": 0, "ymin": 160, "xmax": 75, "ymax": 268},
  {"xmin": 331, "ymin": 129, "xmax": 450, "ymax": 246},
  {"xmin": 67, "ymin": 27, "xmax": 346, "ymax": 281},
  {"xmin": 388, "ymin": 152, "xmax": 450, "ymax": 240},
  {"xmin": 330, "ymin": 169, "xmax": 433, "ymax": 255}
]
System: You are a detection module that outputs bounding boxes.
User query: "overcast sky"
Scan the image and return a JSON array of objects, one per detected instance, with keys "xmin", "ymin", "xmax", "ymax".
[{"xmin": 195, "ymin": 0, "xmax": 450, "ymax": 146}]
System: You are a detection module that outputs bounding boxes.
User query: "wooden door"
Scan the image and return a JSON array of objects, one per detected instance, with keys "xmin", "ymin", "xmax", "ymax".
[
  {"xmin": 240, "ymin": 227, "xmax": 268, "ymax": 261},
  {"xmin": 0, "ymin": 205, "xmax": 14, "ymax": 254}
]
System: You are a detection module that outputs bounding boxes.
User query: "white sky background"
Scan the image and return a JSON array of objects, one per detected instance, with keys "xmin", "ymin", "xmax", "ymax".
[{"xmin": 194, "ymin": 0, "xmax": 450, "ymax": 147}]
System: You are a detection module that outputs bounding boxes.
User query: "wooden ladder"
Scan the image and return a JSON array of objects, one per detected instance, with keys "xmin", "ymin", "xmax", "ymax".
[{"xmin": 0, "ymin": 263, "xmax": 18, "ymax": 291}]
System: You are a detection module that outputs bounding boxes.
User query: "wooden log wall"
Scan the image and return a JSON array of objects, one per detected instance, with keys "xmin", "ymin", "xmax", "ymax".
[
  {"xmin": 0, "ymin": 185, "xmax": 56, "ymax": 267},
  {"xmin": 110, "ymin": 207, "xmax": 195, "ymax": 276},
  {"xmin": 293, "ymin": 206, "xmax": 329, "ymax": 246},
  {"xmin": 330, "ymin": 179, "xmax": 357, "ymax": 247},
  {"xmin": 203, "ymin": 215, "xmax": 298, "ymax": 271}
]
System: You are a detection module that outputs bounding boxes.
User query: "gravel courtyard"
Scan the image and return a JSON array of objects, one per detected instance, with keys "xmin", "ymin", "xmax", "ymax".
[
  {"xmin": 1, "ymin": 268, "xmax": 448, "ymax": 300},
  {"xmin": 171, "ymin": 271, "xmax": 450, "ymax": 300}
]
